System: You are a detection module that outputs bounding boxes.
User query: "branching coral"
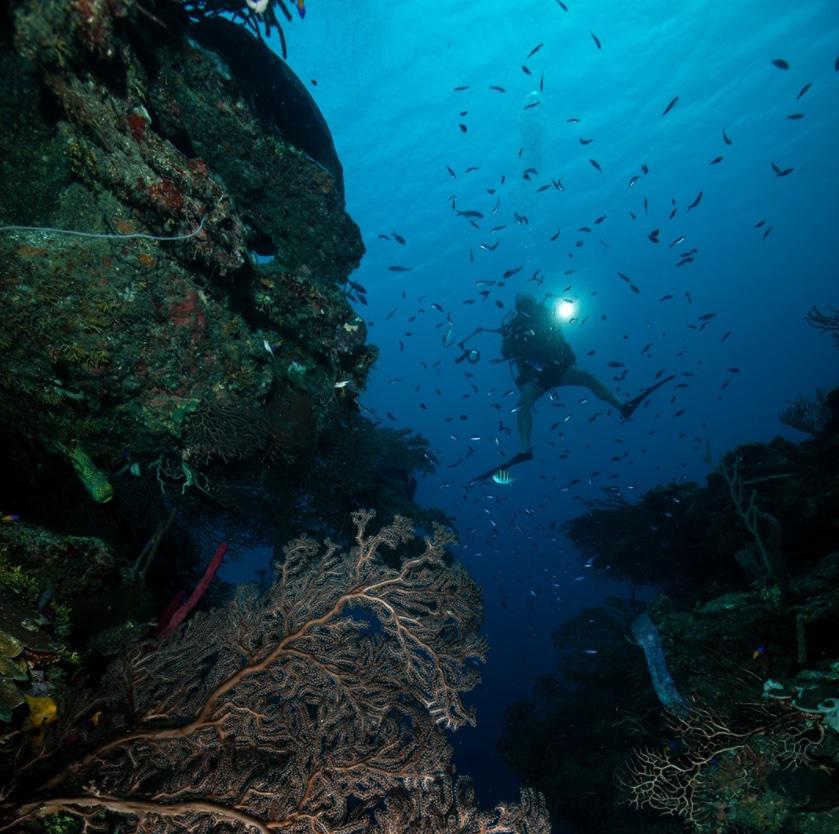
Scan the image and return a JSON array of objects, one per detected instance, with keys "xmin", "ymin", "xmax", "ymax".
[
  {"xmin": 805, "ymin": 304, "xmax": 839, "ymax": 349},
  {"xmin": 779, "ymin": 389, "xmax": 831, "ymax": 437},
  {"xmin": 0, "ymin": 512, "xmax": 546, "ymax": 833},
  {"xmin": 180, "ymin": 0, "xmax": 303, "ymax": 58},
  {"xmin": 618, "ymin": 702, "xmax": 825, "ymax": 831}
]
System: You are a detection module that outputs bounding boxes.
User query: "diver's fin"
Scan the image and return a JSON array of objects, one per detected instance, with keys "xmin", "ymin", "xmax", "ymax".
[
  {"xmin": 621, "ymin": 374, "xmax": 676, "ymax": 419},
  {"xmin": 468, "ymin": 450, "xmax": 533, "ymax": 485}
]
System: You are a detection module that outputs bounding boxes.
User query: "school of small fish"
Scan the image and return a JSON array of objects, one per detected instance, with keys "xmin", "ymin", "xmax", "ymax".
[{"xmin": 336, "ymin": 3, "xmax": 835, "ymax": 650}]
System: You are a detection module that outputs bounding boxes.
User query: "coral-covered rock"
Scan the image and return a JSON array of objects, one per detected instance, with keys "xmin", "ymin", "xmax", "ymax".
[{"xmin": 0, "ymin": 0, "xmax": 371, "ymax": 516}]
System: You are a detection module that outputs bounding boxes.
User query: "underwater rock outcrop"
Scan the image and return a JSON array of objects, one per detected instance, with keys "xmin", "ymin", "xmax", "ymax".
[
  {"xmin": 502, "ymin": 409, "xmax": 839, "ymax": 834},
  {"xmin": 0, "ymin": 0, "xmax": 442, "ymax": 771},
  {"xmin": 0, "ymin": 0, "xmax": 372, "ymax": 518}
]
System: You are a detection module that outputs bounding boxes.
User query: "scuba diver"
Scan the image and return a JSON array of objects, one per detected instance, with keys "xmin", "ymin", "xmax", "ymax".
[{"xmin": 470, "ymin": 293, "xmax": 673, "ymax": 481}]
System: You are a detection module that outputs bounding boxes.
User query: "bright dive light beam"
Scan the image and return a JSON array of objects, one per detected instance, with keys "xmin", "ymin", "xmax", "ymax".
[{"xmin": 555, "ymin": 299, "xmax": 576, "ymax": 321}]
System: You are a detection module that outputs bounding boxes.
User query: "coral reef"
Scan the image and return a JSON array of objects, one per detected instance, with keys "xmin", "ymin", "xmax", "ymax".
[
  {"xmin": 561, "ymin": 388, "xmax": 839, "ymax": 601},
  {"xmin": 0, "ymin": 0, "xmax": 440, "ymax": 702},
  {"xmin": 0, "ymin": 513, "xmax": 548, "ymax": 833},
  {"xmin": 0, "ymin": 0, "xmax": 373, "ymax": 529},
  {"xmin": 0, "ymin": 7, "xmax": 465, "ymax": 828},
  {"xmin": 501, "ymin": 397, "xmax": 839, "ymax": 833}
]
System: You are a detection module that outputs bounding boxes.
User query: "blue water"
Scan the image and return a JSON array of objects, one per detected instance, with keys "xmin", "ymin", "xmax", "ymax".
[{"xmin": 232, "ymin": 0, "xmax": 838, "ymax": 821}]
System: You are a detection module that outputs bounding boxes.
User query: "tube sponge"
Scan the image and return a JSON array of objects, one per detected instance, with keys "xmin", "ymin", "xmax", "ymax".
[
  {"xmin": 65, "ymin": 444, "xmax": 113, "ymax": 504},
  {"xmin": 631, "ymin": 612, "xmax": 691, "ymax": 718}
]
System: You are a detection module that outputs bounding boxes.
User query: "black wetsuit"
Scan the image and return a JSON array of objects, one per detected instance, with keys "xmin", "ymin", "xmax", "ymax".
[{"xmin": 501, "ymin": 306, "xmax": 576, "ymax": 389}]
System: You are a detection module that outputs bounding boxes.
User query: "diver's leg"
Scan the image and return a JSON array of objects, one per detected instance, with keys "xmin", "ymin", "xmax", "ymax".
[
  {"xmin": 515, "ymin": 381, "xmax": 544, "ymax": 453},
  {"xmin": 560, "ymin": 366, "xmax": 626, "ymax": 414}
]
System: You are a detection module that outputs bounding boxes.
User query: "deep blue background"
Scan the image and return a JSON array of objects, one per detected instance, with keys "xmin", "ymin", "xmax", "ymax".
[{"xmin": 221, "ymin": 0, "xmax": 839, "ymax": 823}]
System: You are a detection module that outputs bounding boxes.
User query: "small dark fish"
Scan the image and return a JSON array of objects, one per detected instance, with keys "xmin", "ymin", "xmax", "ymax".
[
  {"xmin": 386, "ymin": 411, "xmax": 397, "ymax": 421},
  {"xmin": 528, "ymin": 42, "xmax": 544, "ymax": 58},
  {"xmin": 661, "ymin": 96, "xmax": 679, "ymax": 116},
  {"xmin": 458, "ymin": 123, "xmax": 468, "ymax": 133},
  {"xmin": 753, "ymin": 219, "xmax": 766, "ymax": 228},
  {"xmin": 388, "ymin": 265, "xmax": 413, "ymax": 272},
  {"xmin": 709, "ymin": 156, "xmax": 724, "ymax": 165},
  {"xmin": 641, "ymin": 164, "xmax": 649, "ymax": 174},
  {"xmin": 377, "ymin": 233, "xmax": 391, "ymax": 240},
  {"xmin": 723, "ymin": 128, "xmax": 732, "ymax": 145},
  {"xmin": 446, "ymin": 165, "xmax": 456, "ymax": 178},
  {"xmin": 385, "ymin": 309, "xmax": 396, "ymax": 320},
  {"xmin": 770, "ymin": 161, "xmax": 793, "ymax": 177},
  {"xmin": 490, "ymin": 225, "xmax": 506, "ymax": 232},
  {"xmin": 489, "ymin": 85, "xmax": 506, "ymax": 93},
  {"xmin": 673, "ymin": 409, "xmax": 686, "ymax": 417},
  {"xmin": 659, "ymin": 294, "xmax": 673, "ymax": 302},
  {"xmin": 537, "ymin": 183, "xmax": 551, "ymax": 192},
  {"xmin": 480, "ymin": 240, "xmax": 500, "ymax": 251},
  {"xmin": 687, "ymin": 191, "xmax": 703, "ymax": 210},
  {"xmin": 630, "ymin": 283, "xmax": 641, "ymax": 294},
  {"xmin": 608, "ymin": 361, "xmax": 624, "ymax": 368},
  {"xmin": 524, "ymin": 101, "xmax": 541, "ymax": 110},
  {"xmin": 797, "ymin": 82, "xmax": 812, "ymax": 99},
  {"xmin": 579, "ymin": 137, "xmax": 593, "ymax": 145},
  {"xmin": 522, "ymin": 167, "xmax": 538, "ymax": 179},
  {"xmin": 628, "ymin": 174, "xmax": 641, "ymax": 187},
  {"xmin": 349, "ymin": 280, "xmax": 367, "ymax": 293},
  {"xmin": 453, "ymin": 85, "xmax": 470, "ymax": 92},
  {"xmin": 668, "ymin": 207, "xmax": 677, "ymax": 220},
  {"xmin": 392, "ymin": 232, "xmax": 406, "ymax": 245},
  {"xmin": 552, "ymin": 178, "xmax": 565, "ymax": 191},
  {"xmin": 721, "ymin": 330, "xmax": 732, "ymax": 342},
  {"xmin": 589, "ymin": 158, "xmax": 602, "ymax": 173},
  {"xmin": 522, "ymin": 65, "xmax": 532, "ymax": 75},
  {"xmin": 835, "ymin": 55, "xmax": 839, "ymax": 71},
  {"xmin": 590, "ymin": 32, "xmax": 602, "ymax": 50},
  {"xmin": 456, "ymin": 209, "xmax": 484, "ymax": 218},
  {"xmin": 668, "ymin": 234, "xmax": 686, "ymax": 247},
  {"xmin": 728, "ymin": 367, "xmax": 741, "ymax": 373},
  {"xmin": 539, "ymin": 72, "xmax": 544, "ymax": 92},
  {"xmin": 648, "ymin": 229, "xmax": 660, "ymax": 243},
  {"xmin": 594, "ymin": 215, "xmax": 606, "ymax": 224},
  {"xmin": 577, "ymin": 226, "xmax": 592, "ymax": 233},
  {"xmin": 465, "ymin": 166, "xmax": 480, "ymax": 172},
  {"xmin": 556, "ymin": 0, "xmax": 568, "ymax": 10},
  {"xmin": 643, "ymin": 196, "xmax": 648, "ymax": 214},
  {"xmin": 786, "ymin": 113, "xmax": 805, "ymax": 120},
  {"xmin": 549, "ymin": 228, "xmax": 561, "ymax": 241},
  {"xmin": 762, "ymin": 225, "xmax": 774, "ymax": 240},
  {"xmin": 698, "ymin": 312, "xmax": 716, "ymax": 321},
  {"xmin": 617, "ymin": 271, "xmax": 631, "ymax": 283},
  {"xmin": 502, "ymin": 267, "xmax": 523, "ymax": 279},
  {"xmin": 771, "ymin": 58, "xmax": 790, "ymax": 70}
]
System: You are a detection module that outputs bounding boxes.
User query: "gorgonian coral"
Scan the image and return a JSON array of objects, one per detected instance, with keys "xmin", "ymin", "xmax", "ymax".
[{"xmin": 1, "ymin": 512, "xmax": 548, "ymax": 833}]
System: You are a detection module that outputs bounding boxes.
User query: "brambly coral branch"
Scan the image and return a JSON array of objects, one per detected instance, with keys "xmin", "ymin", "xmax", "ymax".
[{"xmin": 0, "ymin": 513, "xmax": 545, "ymax": 834}]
